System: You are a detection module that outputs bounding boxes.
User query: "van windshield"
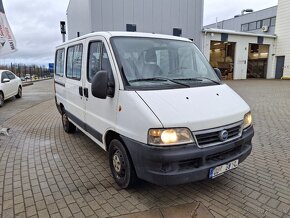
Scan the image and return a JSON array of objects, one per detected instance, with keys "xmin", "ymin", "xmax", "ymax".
[{"xmin": 111, "ymin": 37, "xmax": 220, "ymax": 90}]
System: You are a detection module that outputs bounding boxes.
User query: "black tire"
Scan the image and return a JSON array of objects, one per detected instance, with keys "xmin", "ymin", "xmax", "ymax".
[
  {"xmin": 61, "ymin": 109, "xmax": 76, "ymax": 133},
  {"xmin": 16, "ymin": 86, "xmax": 22, "ymax": 98},
  {"xmin": 0, "ymin": 92, "xmax": 4, "ymax": 107},
  {"xmin": 109, "ymin": 139, "xmax": 138, "ymax": 188}
]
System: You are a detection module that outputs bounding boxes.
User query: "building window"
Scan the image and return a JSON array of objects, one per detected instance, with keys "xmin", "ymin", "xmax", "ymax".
[
  {"xmin": 256, "ymin": 21, "xmax": 262, "ymax": 29},
  {"xmin": 262, "ymin": 18, "xmax": 270, "ymax": 27},
  {"xmin": 55, "ymin": 49, "xmax": 65, "ymax": 76},
  {"xmin": 66, "ymin": 44, "xmax": 83, "ymax": 80},
  {"xmin": 249, "ymin": 22, "xmax": 257, "ymax": 31},
  {"xmin": 241, "ymin": 23, "xmax": 249, "ymax": 32},
  {"xmin": 270, "ymin": 17, "xmax": 276, "ymax": 26}
]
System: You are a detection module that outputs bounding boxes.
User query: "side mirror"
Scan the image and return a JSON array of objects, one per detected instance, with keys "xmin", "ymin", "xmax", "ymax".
[
  {"xmin": 2, "ymin": 78, "xmax": 10, "ymax": 83},
  {"xmin": 214, "ymin": 68, "xmax": 222, "ymax": 80},
  {"xmin": 91, "ymin": 71, "xmax": 115, "ymax": 99}
]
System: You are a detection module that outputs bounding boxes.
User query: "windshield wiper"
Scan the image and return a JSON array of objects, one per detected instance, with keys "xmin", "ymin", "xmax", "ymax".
[
  {"xmin": 175, "ymin": 77, "xmax": 221, "ymax": 85},
  {"xmin": 129, "ymin": 77, "xmax": 190, "ymax": 88}
]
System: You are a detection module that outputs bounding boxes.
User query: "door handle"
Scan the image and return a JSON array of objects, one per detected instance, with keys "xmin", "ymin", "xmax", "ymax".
[
  {"xmin": 84, "ymin": 88, "xmax": 89, "ymax": 98},
  {"xmin": 79, "ymin": 86, "xmax": 83, "ymax": 96}
]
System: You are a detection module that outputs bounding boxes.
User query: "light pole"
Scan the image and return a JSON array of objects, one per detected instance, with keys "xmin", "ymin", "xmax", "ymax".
[{"xmin": 60, "ymin": 21, "xmax": 66, "ymax": 43}]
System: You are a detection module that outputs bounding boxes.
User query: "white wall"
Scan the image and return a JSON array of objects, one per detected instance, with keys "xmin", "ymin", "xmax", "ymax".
[
  {"xmin": 274, "ymin": 0, "xmax": 290, "ymax": 77},
  {"xmin": 203, "ymin": 32, "xmax": 275, "ymax": 79},
  {"xmin": 67, "ymin": 0, "xmax": 91, "ymax": 40}
]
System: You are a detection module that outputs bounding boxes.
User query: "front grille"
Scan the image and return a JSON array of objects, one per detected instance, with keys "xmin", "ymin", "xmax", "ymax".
[
  {"xmin": 193, "ymin": 121, "xmax": 243, "ymax": 148},
  {"xmin": 206, "ymin": 145, "xmax": 242, "ymax": 162}
]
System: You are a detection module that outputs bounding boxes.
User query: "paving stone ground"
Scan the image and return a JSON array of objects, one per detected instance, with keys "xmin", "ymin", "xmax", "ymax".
[{"xmin": 0, "ymin": 79, "xmax": 290, "ymax": 218}]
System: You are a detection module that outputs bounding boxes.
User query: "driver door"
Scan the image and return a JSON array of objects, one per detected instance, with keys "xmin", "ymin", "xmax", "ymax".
[{"xmin": 83, "ymin": 37, "xmax": 119, "ymax": 149}]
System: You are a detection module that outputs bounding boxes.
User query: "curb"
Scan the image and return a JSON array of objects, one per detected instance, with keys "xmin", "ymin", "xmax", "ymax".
[
  {"xmin": 22, "ymin": 82, "xmax": 34, "ymax": 87},
  {"xmin": 22, "ymin": 78, "xmax": 53, "ymax": 87}
]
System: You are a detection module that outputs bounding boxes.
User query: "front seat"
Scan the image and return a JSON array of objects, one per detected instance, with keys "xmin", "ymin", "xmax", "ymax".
[{"xmin": 141, "ymin": 50, "xmax": 163, "ymax": 78}]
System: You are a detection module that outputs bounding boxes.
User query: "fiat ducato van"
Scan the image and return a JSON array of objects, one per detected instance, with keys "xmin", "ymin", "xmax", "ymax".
[{"xmin": 54, "ymin": 32, "xmax": 254, "ymax": 188}]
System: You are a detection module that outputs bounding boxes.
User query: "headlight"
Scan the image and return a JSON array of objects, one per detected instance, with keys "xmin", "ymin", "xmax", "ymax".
[
  {"xmin": 148, "ymin": 128, "xmax": 194, "ymax": 146},
  {"xmin": 243, "ymin": 112, "xmax": 253, "ymax": 129}
]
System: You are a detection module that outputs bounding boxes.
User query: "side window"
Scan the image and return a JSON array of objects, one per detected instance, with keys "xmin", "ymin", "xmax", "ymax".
[
  {"xmin": 101, "ymin": 44, "xmax": 113, "ymax": 74},
  {"xmin": 66, "ymin": 44, "xmax": 83, "ymax": 80},
  {"xmin": 1, "ymin": 72, "xmax": 8, "ymax": 82},
  {"xmin": 88, "ymin": 42, "xmax": 102, "ymax": 82},
  {"xmin": 87, "ymin": 42, "xmax": 113, "ymax": 82},
  {"xmin": 6, "ymin": 72, "xmax": 16, "ymax": 80},
  {"xmin": 55, "ymin": 49, "xmax": 65, "ymax": 76}
]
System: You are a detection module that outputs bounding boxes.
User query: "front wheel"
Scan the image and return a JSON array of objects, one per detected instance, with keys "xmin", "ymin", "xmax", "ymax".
[
  {"xmin": 61, "ymin": 109, "xmax": 76, "ymax": 133},
  {"xmin": 16, "ymin": 86, "xmax": 22, "ymax": 98},
  {"xmin": 0, "ymin": 92, "xmax": 4, "ymax": 107},
  {"xmin": 109, "ymin": 139, "xmax": 138, "ymax": 188}
]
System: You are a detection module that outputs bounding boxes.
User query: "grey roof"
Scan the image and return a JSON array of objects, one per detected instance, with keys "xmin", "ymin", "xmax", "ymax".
[
  {"xmin": 204, "ymin": 6, "xmax": 277, "ymax": 35},
  {"xmin": 203, "ymin": 28, "xmax": 276, "ymax": 38}
]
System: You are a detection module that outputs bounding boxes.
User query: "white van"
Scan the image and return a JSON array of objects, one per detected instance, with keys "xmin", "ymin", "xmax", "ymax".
[{"xmin": 54, "ymin": 32, "xmax": 254, "ymax": 188}]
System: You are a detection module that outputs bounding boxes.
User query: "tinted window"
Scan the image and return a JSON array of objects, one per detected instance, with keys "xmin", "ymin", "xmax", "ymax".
[
  {"xmin": 66, "ymin": 44, "xmax": 83, "ymax": 80},
  {"xmin": 256, "ymin": 21, "xmax": 262, "ymax": 29},
  {"xmin": 263, "ymin": 18, "xmax": 270, "ymax": 26},
  {"xmin": 87, "ymin": 42, "xmax": 113, "ymax": 82},
  {"xmin": 241, "ymin": 23, "xmax": 249, "ymax": 32},
  {"xmin": 88, "ymin": 42, "xmax": 102, "ymax": 81},
  {"xmin": 270, "ymin": 17, "xmax": 276, "ymax": 26},
  {"xmin": 6, "ymin": 72, "xmax": 15, "ymax": 80},
  {"xmin": 249, "ymin": 22, "xmax": 256, "ymax": 31},
  {"xmin": 55, "ymin": 49, "xmax": 65, "ymax": 76},
  {"xmin": 1, "ymin": 72, "xmax": 9, "ymax": 83}
]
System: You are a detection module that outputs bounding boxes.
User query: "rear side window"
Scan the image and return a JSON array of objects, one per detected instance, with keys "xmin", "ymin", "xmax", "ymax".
[
  {"xmin": 6, "ymin": 72, "xmax": 16, "ymax": 80},
  {"xmin": 66, "ymin": 44, "xmax": 83, "ymax": 80},
  {"xmin": 1, "ymin": 72, "xmax": 8, "ymax": 82},
  {"xmin": 55, "ymin": 49, "xmax": 65, "ymax": 76}
]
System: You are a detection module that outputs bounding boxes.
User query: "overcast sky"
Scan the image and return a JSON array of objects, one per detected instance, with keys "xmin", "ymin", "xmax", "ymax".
[{"xmin": 1, "ymin": 0, "xmax": 277, "ymax": 66}]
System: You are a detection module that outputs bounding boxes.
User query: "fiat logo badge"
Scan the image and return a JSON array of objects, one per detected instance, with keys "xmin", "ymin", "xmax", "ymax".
[{"xmin": 219, "ymin": 130, "xmax": 229, "ymax": 142}]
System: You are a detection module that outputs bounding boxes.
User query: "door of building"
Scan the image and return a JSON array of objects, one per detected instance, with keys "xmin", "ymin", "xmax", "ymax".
[{"xmin": 275, "ymin": 56, "xmax": 285, "ymax": 79}]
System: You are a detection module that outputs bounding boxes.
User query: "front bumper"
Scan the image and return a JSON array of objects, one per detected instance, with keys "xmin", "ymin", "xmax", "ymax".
[{"xmin": 121, "ymin": 126, "xmax": 254, "ymax": 186}]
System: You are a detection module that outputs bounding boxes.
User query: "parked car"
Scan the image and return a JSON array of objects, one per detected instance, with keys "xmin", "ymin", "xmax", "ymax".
[
  {"xmin": 54, "ymin": 32, "xmax": 254, "ymax": 188},
  {"xmin": 25, "ymin": 74, "xmax": 31, "ymax": 80},
  {"xmin": 0, "ymin": 70, "xmax": 22, "ymax": 107},
  {"xmin": 20, "ymin": 77, "xmax": 26, "ymax": 81}
]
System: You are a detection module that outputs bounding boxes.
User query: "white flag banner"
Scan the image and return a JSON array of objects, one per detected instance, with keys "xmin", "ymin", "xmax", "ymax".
[{"xmin": 0, "ymin": 0, "xmax": 16, "ymax": 56}]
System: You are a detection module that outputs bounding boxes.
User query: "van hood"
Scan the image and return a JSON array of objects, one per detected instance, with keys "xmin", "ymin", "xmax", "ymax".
[{"xmin": 136, "ymin": 84, "xmax": 250, "ymax": 131}]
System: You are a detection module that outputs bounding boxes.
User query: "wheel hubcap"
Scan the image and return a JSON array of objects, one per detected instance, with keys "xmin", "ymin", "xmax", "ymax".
[{"xmin": 113, "ymin": 153, "xmax": 121, "ymax": 173}]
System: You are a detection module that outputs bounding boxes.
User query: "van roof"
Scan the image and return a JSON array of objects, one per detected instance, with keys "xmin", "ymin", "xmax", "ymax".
[{"xmin": 56, "ymin": 31, "xmax": 192, "ymax": 48}]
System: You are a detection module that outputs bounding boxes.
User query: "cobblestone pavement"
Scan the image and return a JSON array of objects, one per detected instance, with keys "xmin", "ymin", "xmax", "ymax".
[
  {"xmin": 0, "ymin": 80, "xmax": 290, "ymax": 218},
  {"xmin": 0, "ymin": 79, "xmax": 54, "ymax": 124}
]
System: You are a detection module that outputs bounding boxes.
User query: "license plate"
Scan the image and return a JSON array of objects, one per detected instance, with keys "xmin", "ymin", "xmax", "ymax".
[{"xmin": 209, "ymin": 159, "xmax": 239, "ymax": 179}]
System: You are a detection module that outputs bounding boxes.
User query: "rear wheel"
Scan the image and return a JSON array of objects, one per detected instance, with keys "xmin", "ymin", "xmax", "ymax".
[
  {"xmin": 61, "ymin": 109, "xmax": 76, "ymax": 133},
  {"xmin": 16, "ymin": 86, "xmax": 22, "ymax": 98},
  {"xmin": 0, "ymin": 92, "xmax": 4, "ymax": 107},
  {"xmin": 109, "ymin": 139, "xmax": 138, "ymax": 188}
]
